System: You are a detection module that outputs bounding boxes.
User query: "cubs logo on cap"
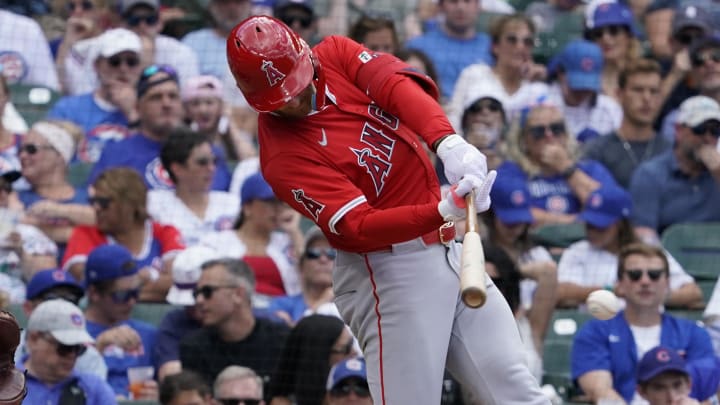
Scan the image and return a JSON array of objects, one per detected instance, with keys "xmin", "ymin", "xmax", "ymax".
[
  {"xmin": 637, "ymin": 346, "xmax": 688, "ymax": 383},
  {"xmin": 70, "ymin": 313, "xmax": 83, "ymax": 326}
]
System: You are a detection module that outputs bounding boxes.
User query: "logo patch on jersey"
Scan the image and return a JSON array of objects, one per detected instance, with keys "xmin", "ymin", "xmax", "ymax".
[
  {"xmin": 0, "ymin": 51, "xmax": 28, "ymax": 84},
  {"xmin": 292, "ymin": 189, "xmax": 325, "ymax": 221},
  {"xmin": 546, "ymin": 195, "xmax": 568, "ymax": 213},
  {"xmin": 145, "ymin": 157, "xmax": 175, "ymax": 190},
  {"xmin": 367, "ymin": 105, "xmax": 399, "ymax": 130},
  {"xmin": 358, "ymin": 51, "xmax": 373, "ymax": 64},
  {"xmin": 261, "ymin": 60, "xmax": 286, "ymax": 87},
  {"xmin": 351, "ymin": 147, "xmax": 392, "ymax": 196},
  {"xmin": 360, "ymin": 122, "xmax": 395, "ymax": 159}
]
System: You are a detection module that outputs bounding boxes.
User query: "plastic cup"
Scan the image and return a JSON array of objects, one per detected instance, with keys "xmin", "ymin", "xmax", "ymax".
[{"xmin": 127, "ymin": 366, "xmax": 154, "ymax": 399}]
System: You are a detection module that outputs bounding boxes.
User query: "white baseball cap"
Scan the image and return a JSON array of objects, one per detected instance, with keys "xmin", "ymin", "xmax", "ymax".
[
  {"xmin": 27, "ymin": 299, "xmax": 94, "ymax": 345},
  {"xmin": 677, "ymin": 95, "xmax": 720, "ymax": 127},
  {"xmin": 93, "ymin": 28, "xmax": 142, "ymax": 60},
  {"xmin": 166, "ymin": 246, "xmax": 221, "ymax": 306}
]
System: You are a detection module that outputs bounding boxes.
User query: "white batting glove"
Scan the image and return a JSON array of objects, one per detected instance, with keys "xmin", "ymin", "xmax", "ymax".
[
  {"xmin": 436, "ymin": 134, "xmax": 488, "ymax": 184},
  {"xmin": 437, "ymin": 172, "xmax": 497, "ymax": 222}
]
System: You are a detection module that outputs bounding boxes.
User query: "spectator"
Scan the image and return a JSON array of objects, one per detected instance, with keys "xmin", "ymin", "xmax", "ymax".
[
  {"xmin": 630, "ymin": 95, "xmax": 720, "ymax": 243},
  {"xmin": 182, "ymin": 75, "xmax": 257, "ymax": 162},
  {"xmin": 213, "ymin": 365, "xmax": 265, "ymax": 405},
  {"xmin": 0, "ymin": 310, "xmax": 26, "ymax": 404},
  {"xmin": 179, "ymin": 258, "xmax": 289, "ymax": 387},
  {"xmin": 348, "ymin": 13, "xmax": 400, "ymax": 54},
  {"xmin": 89, "ymin": 64, "xmax": 231, "ymax": 191},
  {"xmin": 14, "ymin": 269, "xmax": 106, "ymax": 379},
  {"xmin": 49, "ymin": 28, "xmax": 143, "ymax": 164},
  {"xmin": 149, "ymin": 128, "xmax": 239, "ymax": 247},
  {"xmin": 449, "ymin": 14, "xmax": 548, "ymax": 128},
  {"xmin": 268, "ymin": 227, "xmax": 335, "ymax": 326},
  {"xmin": 499, "ymin": 100, "xmax": 618, "ymax": 225},
  {"xmin": 274, "ymin": 0, "xmax": 318, "ymax": 45},
  {"xmin": 18, "ymin": 121, "xmax": 95, "ymax": 258},
  {"xmin": 64, "ymin": 168, "xmax": 184, "ymax": 301},
  {"xmin": 0, "ymin": 75, "xmax": 23, "ymax": 179},
  {"xmin": 557, "ymin": 186, "xmax": 703, "ymax": 308},
  {"xmin": 159, "ymin": 370, "xmax": 213, "ymax": 405},
  {"xmin": 636, "ymin": 345, "xmax": 720, "ymax": 405},
  {"xmin": 394, "ymin": 48, "xmax": 439, "ymax": 86},
  {"xmin": 155, "ymin": 246, "xmax": 219, "ymax": 381},
  {"xmin": 83, "ymin": 244, "xmax": 158, "ymax": 399},
  {"xmin": 583, "ymin": 58, "xmax": 672, "ymax": 189},
  {"xmin": 324, "ymin": 358, "xmax": 372, "ymax": 405},
  {"xmin": 21, "ymin": 299, "xmax": 116, "ymax": 404},
  {"xmin": 583, "ymin": 1, "xmax": 642, "ymax": 99},
  {"xmin": 571, "ymin": 243, "xmax": 716, "ymax": 404},
  {"xmin": 270, "ymin": 314, "xmax": 357, "ymax": 405},
  {"xmin": 525, "ymin": 0, "xmax": 584, "ymax": 33},
  {"xmin": 547, "ymin": 39, "xmax": 622, "ymax": 142},
  {"xmin": 405, "ymin": 0, "xmax": 492, "ymax": 100},
  {"xmin": 200, "ymin": 173, "xmax": 301, "ymax": 307},
  {"xmin": 0, "ymin": 9, "xmax": 59, "ymax": 90}
]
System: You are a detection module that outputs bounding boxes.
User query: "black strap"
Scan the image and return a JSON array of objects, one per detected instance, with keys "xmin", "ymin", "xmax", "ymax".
[{"xmin": 59, "ymin": 377, "xmax": 86, "ymax": 405}]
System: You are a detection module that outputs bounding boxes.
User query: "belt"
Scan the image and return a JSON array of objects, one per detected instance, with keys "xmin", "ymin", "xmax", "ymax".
[{"xmin": 373, "ymin": 222, "xmax": 456, "ymax": 253}]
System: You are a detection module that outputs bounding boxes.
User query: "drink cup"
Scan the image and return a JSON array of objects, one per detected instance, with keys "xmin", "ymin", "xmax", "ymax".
[{"xmin": 127, "ymin": 366, "xmax": 154, "ymax": 399}]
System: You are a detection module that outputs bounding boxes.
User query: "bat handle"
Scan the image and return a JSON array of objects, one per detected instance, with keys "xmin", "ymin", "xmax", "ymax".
[{"xmin": 465, "ymin": 191, "xmax": 478, "ymax": 233}]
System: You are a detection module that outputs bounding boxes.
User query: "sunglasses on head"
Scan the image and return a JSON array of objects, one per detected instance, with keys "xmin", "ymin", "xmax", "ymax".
[
  {"xmin": 624, "ymin": 268, "xmax": 665, "ymax": 282},
  {"xmin": 280, "ymin": 14, "xmax": 313, "ymax": 29},
  {"xmin": 20, "ymin": 143, "xmax": 54, "ymax": 155},
  {"xmin": 330, "ymin": 338, "xmax": 354, "ymax": 356},
  {"xmin": 468, "ymin": 99, "xmax": 502, "ymax": 114},
  {"xmin": 88, "ymin": 196, "xmax": 112, "ymax": 210},
  {"xmin": 41, "ymin": 333, "xmax": 88, "ymax": 357},
  {"xmin": 692, "ymin": 49, "xmax": 720, "ymax": 68},
  {"xmin": 141, "ymin": 64, "xmax": 178, "ymax": 80},
  {"xmin": 690, "ymin": 121, "xmax": 720, "ymax": 138},
  {"xmin": 108, "ymin": 288, "xmax": 139, "ymax": 303},
  {"xmin": 527, "ymin": 122, "xmax": 566, "ymax": 140},
  {"xmin": 66, "ymin": 0, "xmax": 93, "ymax": 12},
  {"xmin": 192, "ymin": 285, "xmax": 236, "ymax": 300},
  {"xmin": 330, "ymin": 381, "xmax": 371, "ymax": 398},
  {"xmin": 125, "ymin": 13, "xmax": 159, "ymax": 27},
  {"xmin": 216, "ymin": 399, "xmax": 261, "ymax": 405},
  {"xmin": 192, "ymin": 156, "xmax": 218, "ymax": 167},
  {"xmin": 503, "ymin": 34, "xmax": 534, "ymax": 48},
  {"xmin": 107, "ymin": 54, "xmax": 140, "ymax": 68},
  {"xmin": 305, "ymin": 247, "xmax": 337, "ymax": 260},
  {"xmin": 588, "ymin": 24, "xmax": 627, "ymax": 41}
]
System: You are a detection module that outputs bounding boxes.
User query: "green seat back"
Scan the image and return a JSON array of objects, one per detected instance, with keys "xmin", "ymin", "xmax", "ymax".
[
  {"xmin": 67, "ymin": 162, "xmax": 94, "ymax": 188},
  {"xmin": 131, "ymin": 303, "xmax": 178, "ymax": 327},
  {"xmin": 661, "ymin": 223, "xmax": 720, "ymax": 281},
  {"xmin": 9, "ymin": 84, "xmax": 61, "ymax": 126},
  {"xmin": 6, "ymin": 303, "xmax": 27, "ymax": 329}
]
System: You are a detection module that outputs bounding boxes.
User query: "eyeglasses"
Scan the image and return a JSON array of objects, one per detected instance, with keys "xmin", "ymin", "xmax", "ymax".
[
  {"xmin": 192, "ymin": 285, "xmax": 236, "ymax": 300},
  {"xmin": 330, "ymin": 339, "xmax": 354, "ymax": 356},
  {"xmin": 527, "ymin": 122, "xmax": 566, "ymax": 140},
  {"xmin": 216, "ymin": 399, "xmax": 262, "ymax": 405},
  {"xmin": 40, "ymin": 292, "xmax": 81, "ymax": 306},
  {"xmin": 20, "ymin": 143, "xmax": 54, "ymax": 155},
  {"xmin": 330, "ymin": 381, "xmax": 371, "ymax": 398},
  {"xmin": 88, "ymin": 196, "xmax": 113, "ymax": 210},
  {"xmin": 692, "ymin": 49, "xmax": 720, "ymax": 68},
  {"xmin": 624, "ymin": 268, "xmax": 665, "ymax": 282},
  {"xmin": 107, "ymin": 54, "xmax": 140, "ymax": 68},
  {"xmin": 468, "ymin": 99, "xmax": 502, "ymax": 114},
  {"xmin": 41, "ymin": 333, "xmax": 88, "ymax": 357},
  {"xmin": 503, "ymin": 34, "xmax": 534, "ymax": 48},
  {"xmin": 125, "ymin": 13, "xmax": 159, "ymax": 27},
  {"xmin": 305, "ymin": 247, "xmax": 337, "ymax": 260},
  {"xmin": 587, "ymin": 25, "xmax": 627, "ymax": 41},
  {"xmin": 108, "ymin": 288, "xmax": 139, "ymax": 304},
  {"xmin": 690, "ymin": 121, "xmax": 720, "ymax": 138},
  {"xmin": 66, "ymin": 0, "xmax": 93, "ymax": 12},
  {"xmin": 279, "ymin": 14, "xmax": 313, "ymax": 29},
  {"xmin": 192, "ymin": 156, "xmax": 218, "ymax": 167}
]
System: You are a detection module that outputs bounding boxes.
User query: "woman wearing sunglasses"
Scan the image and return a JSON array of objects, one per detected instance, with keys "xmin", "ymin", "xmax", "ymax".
[
  {"xmin": 557, "ymin": 185, "xmax": 703, "ymax": 309},
  {"xmin": 499, "ymin": 100, "xmax": 619, "ymax": 226}
]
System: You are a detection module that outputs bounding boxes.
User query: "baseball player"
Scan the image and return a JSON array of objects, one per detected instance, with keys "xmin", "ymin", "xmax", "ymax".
[{"xmin": 226, "ymin": 16, "xmax": 547, "ymax": 404}]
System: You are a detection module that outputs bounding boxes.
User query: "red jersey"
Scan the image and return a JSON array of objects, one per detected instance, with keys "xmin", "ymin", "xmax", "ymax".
[{"xmin": 259, "ymin": 36, "xmax": 455, "ymax": 252}]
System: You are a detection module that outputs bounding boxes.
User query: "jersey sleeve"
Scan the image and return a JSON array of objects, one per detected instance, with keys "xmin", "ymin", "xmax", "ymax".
[
  {"xmin": 153, "ymin": 223, "xmax": 185, "ymax": 258},
  {"xmin": 62, "ymin": 226, "xmax": 104, "ymax": 270},
  {"xmin": 571, "ymin": 320, "xmax": 612, "ymax": 380},
  {"xmin": 579, "ymin": 160, "xmax": 618, "ymax": 187}
]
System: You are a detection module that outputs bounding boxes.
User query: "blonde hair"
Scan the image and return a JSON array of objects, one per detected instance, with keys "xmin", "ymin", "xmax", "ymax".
[{"xmin": 92, "ymin": 167, "xmax": 148, "ymax": 223}]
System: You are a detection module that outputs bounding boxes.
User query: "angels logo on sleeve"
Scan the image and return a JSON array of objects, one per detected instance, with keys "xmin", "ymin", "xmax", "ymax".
[{"xmin": 292, "ymin": 189, "xmax": 325, "ymax": 221}]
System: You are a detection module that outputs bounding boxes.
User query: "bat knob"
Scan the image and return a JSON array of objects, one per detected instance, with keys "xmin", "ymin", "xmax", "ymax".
[{"xmin": 462, "ymin": 288, "xmax": 486, "ymax": 308}]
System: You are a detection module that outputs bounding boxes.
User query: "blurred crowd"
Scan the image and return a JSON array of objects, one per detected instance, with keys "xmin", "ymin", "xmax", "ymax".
[{"xmin": 1, "ymin": 0, "xmax": 720, "ymax": 403}]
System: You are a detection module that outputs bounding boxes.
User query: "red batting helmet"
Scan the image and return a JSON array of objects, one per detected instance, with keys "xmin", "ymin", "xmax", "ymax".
[{"xmin": 226, "ymin": 16, "xmax": 315, "ymax": 112}]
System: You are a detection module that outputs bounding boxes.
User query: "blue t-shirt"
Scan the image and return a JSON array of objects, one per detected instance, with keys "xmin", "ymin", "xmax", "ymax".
[
  {"xmin": 497, "ymin": 160, "xmax": 617, "ymax": 214},
  {"xmin": 154, "ymin": 308, "xmax": 201, "ymax": 367},
  {"xmin": 629, "ymin": 150, "xmax": 720, "ymax": 233},
  {"xmin": 47, "ymin": 93, "xmax": 132, "ymax": 163},
  {"xmin": 182, "ymin": 29, "xmax": 226, "ymax": 80},
  {"xmin": 89, "ymin": 133, "xmax": 231, "ymax": 191},
  {"xmin": 405, "ymin": 29, "xmax": 492, "ymax": 99},
  {"xmin": 23, "ymin": 368, "xmax": 117, "ymax": 405},
  {"xmin": 86, "ymin": 318, "xmax": 157, "ymax": 397},
  {"xmin": 571, "ymin": 311, "xmax": 715, "ymax": 402},
  {"xmin": 18, "ymin": 187, "xmax": 88, "ymax": 208}
]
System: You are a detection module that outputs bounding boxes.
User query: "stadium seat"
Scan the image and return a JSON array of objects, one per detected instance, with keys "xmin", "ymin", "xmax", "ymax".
[
  {"xmin": 6, "ymin": 303, "xmax": 27, "ymax": 328},
  {"xmin": 8, "ymin": 83, "xmax": 60, "ymax": 126},
  {"xmin": 699, "ymin": 279, "xmax": 717, "ymax": 306},
  {"xmin": 530, "ymin": 223, "xmax": 586, "ymax": 260},
  {"xmin": 67, "ymin": 162, "xmax": 94, "ymax": 188},
  {"xmin": 131, "ymin": 303, "xmax": 178, "ymax": 327},
  {"xmin": 661, "ymin": 223, "xmax": 720, "ymax": 281},
  {"xmin": 475, "ymin": 12, "xmax": 506, "ymax": 33},
  {"xmin": 542, "ymin": 309, "xmax": 593, "ymax": 400}
]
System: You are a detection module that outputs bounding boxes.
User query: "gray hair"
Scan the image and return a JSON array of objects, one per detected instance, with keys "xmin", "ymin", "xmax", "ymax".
[
  {"xmin": 213, "ymin": 365, "xmax": 264, "ymax": 398},
  {"xmin": 201, "ymin": 258, "xmax": 256, "ymax": 300}
]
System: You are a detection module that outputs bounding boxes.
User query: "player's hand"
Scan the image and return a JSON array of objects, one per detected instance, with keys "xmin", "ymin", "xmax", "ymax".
[
  {"xmin": 436, "ymin": 134, "xmax": 488, "ymax": 184},
  {"xmin": 696, "ymin": 144, "xmax": 720, "ymax": 171},
  {"xmin": 438, "ymin": 172, "xmax": 495, "ymax": 221}
]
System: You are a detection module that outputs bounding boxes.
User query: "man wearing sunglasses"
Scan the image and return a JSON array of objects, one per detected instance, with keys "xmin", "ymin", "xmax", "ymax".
[
  {"xmin": 630, "ymin": 95, "xmax": 720, "ymax": 244},
  {"xmin": 83, "ymin": 244, "xmax": 159, "ymax": 400},
  {"xmin": 274, "ymin": 0, "xmax": 317, "ymax": 44},
  {"xmin": 213, "ymin": 365, "xmax": 265, "ymax": 405},
  {"xmin": 49, "ymin": 28, "xmax": 143, "ymax": 164},
  {"xmin": 571, "ymin": 243, "xmax": 715, "ymax": 404},
  {"xmin": 21, "ymin": 299, "xmax": 116, "ymax": 404},
  {"xmin": 325, "ymin": 358, "xmax": 372, "ymax": 405}
]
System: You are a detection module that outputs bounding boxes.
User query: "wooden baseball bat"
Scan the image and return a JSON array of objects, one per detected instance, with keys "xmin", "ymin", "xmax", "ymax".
[{"xmin": 460, "ymin": 190, "xmax": 487, "ymax": 308}]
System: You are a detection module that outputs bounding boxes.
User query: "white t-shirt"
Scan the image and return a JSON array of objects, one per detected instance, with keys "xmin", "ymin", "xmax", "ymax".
[
  {"xmin": 629, "ymin": 324, "xmax": 661, "ymax": 405},
  {"xmin": 0, "ymin": 10, "xmax": 59, "ymax": 90},
  {"xmin": 147, "ymin": 190, "xmax": 239, "ymax": 247},
  {"xmin": 229, "ymin": 157, "xmax": 260, "ymax": 198},
  {"xmin": 518, "ymin": 245, "xmax": 554, "ymax": 311},
  {"xmin": 547, "ymin": 83, "xmax": 623, "ymax": 140}
]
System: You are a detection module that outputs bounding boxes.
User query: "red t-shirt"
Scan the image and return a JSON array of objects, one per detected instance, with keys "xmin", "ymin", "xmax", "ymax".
[{"xmin": 242, "ymin": 255, "xmax": 285, "ymax": 296}]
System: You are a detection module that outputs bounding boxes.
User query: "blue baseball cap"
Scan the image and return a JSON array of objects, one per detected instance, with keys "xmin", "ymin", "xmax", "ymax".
[
  {"xmin": 26, "ymin": 269, "xmax": 84, "ymax": 300},
  {"xmin": 586, "ymin": 2, "xmax": 638, "ymax": 35},
  {"xmin": 84, "ymin": 244, "xmax": 139, "ymax": 287},
  {"xmin": 326, "ymin": 357, "xmax": 367, "ymax": 390},
  {"xmin": 555, "ymin": 40, "xmax": 603, "ymax": 92},
  {"xmin": 240, "ymin": 172, "xmax": 276, "ymax": 203},
  {"xmin": 637, "ymin": 346, "xmax": 688, "ymax": 383},
  {"xmin": 489, "ymin": 178, "xmax": 533, "ymax": 225},
  {"xmin": 579, "ymin": 186, "xmax": 632, "ymax": 228}
]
